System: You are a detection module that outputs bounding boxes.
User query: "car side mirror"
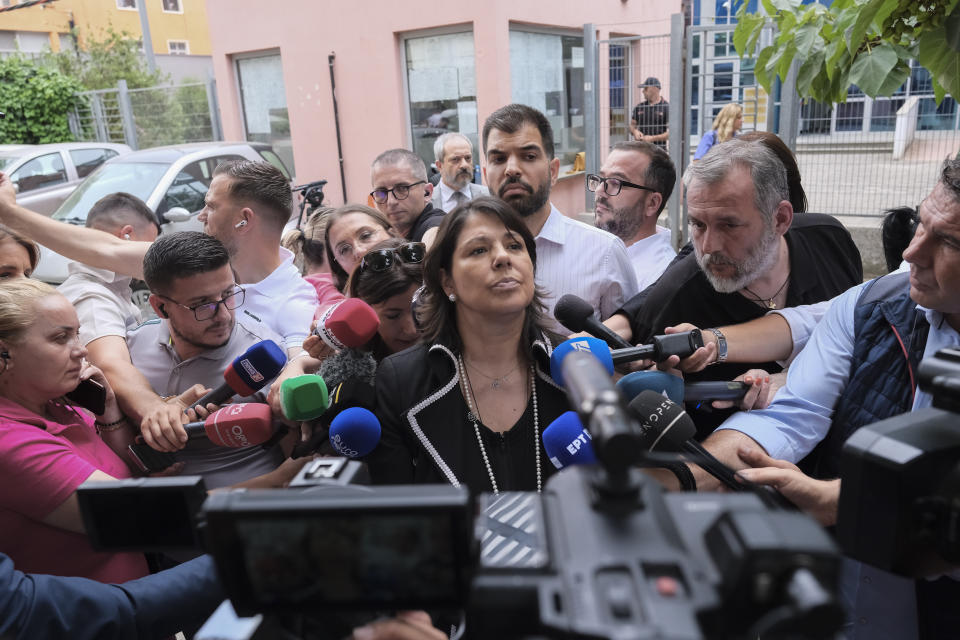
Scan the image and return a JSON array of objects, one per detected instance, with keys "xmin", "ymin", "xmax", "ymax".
[{"xmin": 163, "ymin": 207, "xmax": 194, "ymax": 223}]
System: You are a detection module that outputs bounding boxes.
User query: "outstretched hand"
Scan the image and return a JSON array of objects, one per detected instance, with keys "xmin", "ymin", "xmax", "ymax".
[{"xmin": 735, "ymin": 446, "xmax": 840, "ymax": 526}]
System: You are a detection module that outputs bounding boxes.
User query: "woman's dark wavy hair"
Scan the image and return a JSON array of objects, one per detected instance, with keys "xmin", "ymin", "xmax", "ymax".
[
  {"xmin": 738, "ymin": 131, "xmax": 807, "ymax": 213},
  {"xmin": 345, "ymin": 237, "xmax": 424, "ymax": 360},
  {"xmin": 323, "ymin": 204, "xmax": 393, "ymax": 291},
  {"xmin": 419, "ymin": 196, "xmax": 552, "ymax": 360}
]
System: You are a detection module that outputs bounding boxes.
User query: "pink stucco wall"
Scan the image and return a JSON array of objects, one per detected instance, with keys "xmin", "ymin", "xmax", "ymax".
[{"xmin": 206, "ymin": 1, "xmax": 679, "ymax": 216}]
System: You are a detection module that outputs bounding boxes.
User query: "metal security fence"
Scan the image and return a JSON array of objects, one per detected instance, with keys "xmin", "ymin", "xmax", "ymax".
[
  {"xmin": 69, "ymin": 79, "xmax": 223, "ymax": 150},
  {"xmin": 585, "ymin": 14, "xmax": 960, "ymax": 241}
]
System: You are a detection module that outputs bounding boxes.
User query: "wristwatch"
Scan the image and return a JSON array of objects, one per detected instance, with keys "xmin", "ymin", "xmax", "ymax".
[{"xmin": 706, "ymin": 328, "xmax": 727, "ymax": 363}]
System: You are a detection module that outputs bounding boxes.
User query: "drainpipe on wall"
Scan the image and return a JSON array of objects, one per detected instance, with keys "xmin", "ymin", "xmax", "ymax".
[{"xmin": 329, "ymin": 52, "xmax": 347, "ymax": 203}]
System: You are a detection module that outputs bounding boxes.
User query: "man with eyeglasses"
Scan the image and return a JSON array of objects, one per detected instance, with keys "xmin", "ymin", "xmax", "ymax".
[
  {"xmin": 123, "ymin": 232, "xmax": 288, "ymax": 487},
  {"xmin": 590, "ymin": 141, "xmax": 677, "ymax": 290},
  {"xmin": 370, "ymin": 149, "xmax": 445, "ymax": 247}
]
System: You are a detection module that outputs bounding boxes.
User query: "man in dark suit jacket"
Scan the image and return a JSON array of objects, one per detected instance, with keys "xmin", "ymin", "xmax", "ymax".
[{"xmin": 431, "ymin": 132, "xmax": 489, "ymax": 212}]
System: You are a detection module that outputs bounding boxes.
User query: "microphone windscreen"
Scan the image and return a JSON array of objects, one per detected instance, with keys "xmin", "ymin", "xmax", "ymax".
[
  {"xmin": 616, "ymin": 370, "xmax": 685, "ymax": 404},
  {"xmin": 204, "ymin": 403, "xmax": 274, "ymax": 447},
  {"xmin": 328, "ymin": 407, "xmax": 381, "ymax": 458},
  {"xmin": 549, "ymin": 336, "xmax": 614, "ymax": 387},
  {"xmin": 319, "ymin": 348, "xmax": 378, "ymax": 389},
  {"xmin": 222, "ymin": 340, "xmax": 287, "ymax": 397},
  {"xmin": 542, "ymin": 411, "xmax": 597, "ymax": 469},
  {"xmin": 553, "ymin": 294, "xmax": 596, "ymax": 333},
  {"xmin": 627, "ymin": 390, "xmax": 697, "ymax": 451},
  {"xmin": 279, "ymin": 374, "xmax": 329, "ymax": 421},
  {"xmin": 315, "ymin": 299, "xmax": 381, "ymax": 349}
]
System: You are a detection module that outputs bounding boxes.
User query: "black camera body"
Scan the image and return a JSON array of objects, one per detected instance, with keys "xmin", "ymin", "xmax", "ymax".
[{"xmin": 838, "ymin": 348, "xmax": 960, "ymax": 577}]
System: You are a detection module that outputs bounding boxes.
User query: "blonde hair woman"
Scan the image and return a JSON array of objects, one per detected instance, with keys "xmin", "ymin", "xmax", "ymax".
[{"xmin": 693, "ymin": 102, "xmax": 743, "ymax": 161}]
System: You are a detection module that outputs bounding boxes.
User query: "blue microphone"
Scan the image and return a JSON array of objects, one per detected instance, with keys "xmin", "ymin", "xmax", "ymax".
[
  {"xmin": 542, "ymin": 411, "xmax": 597, "ymax": 469},
  {"xmin": 616, "ymin": 370, "xmax": 685, "ymax": 404},
  {"xmin": 190, "ymin": 340, "xmax": 287, "ymax": 409},
  {"xmin": 328, "ymin": 407, "xmax": 381, "ymax": 458},
  {"xmin": 549, "ymin": 337, "xmax": 614, "ymax": 387}
]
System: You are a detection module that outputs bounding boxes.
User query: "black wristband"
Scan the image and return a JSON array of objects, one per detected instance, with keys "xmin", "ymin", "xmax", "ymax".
[{"xmin": 664, "ymin": 461, "xmax": 697, "ymax": 491}]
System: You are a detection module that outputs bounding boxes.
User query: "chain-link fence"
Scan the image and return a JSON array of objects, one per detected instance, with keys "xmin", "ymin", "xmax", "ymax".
[{"xmin": 69, "ymin": 79, "xmax": 223, "ymax": 150}]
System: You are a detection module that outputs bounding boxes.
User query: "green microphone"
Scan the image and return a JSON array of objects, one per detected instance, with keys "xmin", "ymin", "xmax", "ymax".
[{"xmin": 279, "ymin": 374, "xmax": 329, "ymax": 421}]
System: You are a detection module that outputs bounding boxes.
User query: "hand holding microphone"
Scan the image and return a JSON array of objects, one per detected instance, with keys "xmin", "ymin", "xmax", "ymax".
[{"xmin": 549, "ymin": 332, "xmax": 703, "ymax": 387}]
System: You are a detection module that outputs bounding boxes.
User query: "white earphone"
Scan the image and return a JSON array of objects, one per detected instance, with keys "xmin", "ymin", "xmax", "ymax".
[{"xmin": 235, "ymin": 220, "xmax": 247, "ymax": 228}]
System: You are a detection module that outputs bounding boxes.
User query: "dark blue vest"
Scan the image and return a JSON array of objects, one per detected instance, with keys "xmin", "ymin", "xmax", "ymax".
[{"xmin": 803, "ymin": 272, "xmax": 929, "ymax": 479}]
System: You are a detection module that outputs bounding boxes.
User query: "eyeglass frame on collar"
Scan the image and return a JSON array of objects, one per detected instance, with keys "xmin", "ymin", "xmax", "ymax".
[
  {"xmin": 155, "ymin": 285, "xmax": 245, "ymax": 321},
  {"xmin": 369, "ymin": 181, "xmax": 427, "ymax": 205},
  {"xmin": 358, "ymin": 242, "xmax": 426, "ymax": 274},
  {"xmin": 586, "ymin": 173, "xmax": 658, "ymax": 197}
]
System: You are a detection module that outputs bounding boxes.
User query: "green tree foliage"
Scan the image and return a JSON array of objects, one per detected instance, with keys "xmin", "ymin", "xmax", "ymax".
[
  {"xmin": 0, "ymin": 56, "xmax": 83, "ymax": 143},
  {"xmin": 733, "ymin": 0, "xmax": 960, "ymax": 104},
  {"xmin": 46, "ymin": 27, "xmax": 168, "ymax": 90}
]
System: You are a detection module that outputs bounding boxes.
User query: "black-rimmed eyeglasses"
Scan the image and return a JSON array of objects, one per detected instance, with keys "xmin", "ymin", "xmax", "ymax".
[
  {"xmin": 157, "ymin": 286, "xmax": 245, "ymax": 321},
  {"xmin": 370, "ymin": 181, "xmax": 426, "ymax": 205},
  {"xmin": 586, "ymin": 173, "xmax": 658, "ymax": 197},
  {"xmin": 359, "ymin": 242, "xmax": 426, "ymax": 274}
]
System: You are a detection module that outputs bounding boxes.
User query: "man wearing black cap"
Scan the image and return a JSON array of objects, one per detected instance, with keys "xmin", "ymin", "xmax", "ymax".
[{"xmin": 630, "ymin": 77, "xmax": 669, "ymax": 150}]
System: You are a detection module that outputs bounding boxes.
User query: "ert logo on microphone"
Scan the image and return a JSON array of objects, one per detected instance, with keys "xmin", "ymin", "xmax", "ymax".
[
  {"xmin": 565, "ymin": 430, "xmax": 592, "ymax": 455},
  {"xmin": 571, "ymin": 340, "xmax": 594, "ymax": 353},
  {"xmin": 239, "ymin": 358, "xmax": 265, "ymax": 382}
]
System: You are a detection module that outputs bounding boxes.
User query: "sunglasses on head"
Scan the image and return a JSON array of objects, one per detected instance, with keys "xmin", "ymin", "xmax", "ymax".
[{"xmin": 359, "ymin": 242, "xmax": 426, "ymax": 273}]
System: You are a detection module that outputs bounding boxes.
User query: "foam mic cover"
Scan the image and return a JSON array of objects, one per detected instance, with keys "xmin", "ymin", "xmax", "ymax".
[
  {"xmin": 616, "ymin": 370, "xmax": 685, "ymax": 404},
  {"xmin": 328, "ymin": 407, "xmax": 381, "ymax": 458},
  {"xmin": 192, "ymin": 340, "xmax": 287, "ymax": 409},
  {"xmin": 553, "ymin": 294, "xmax": 633, "ymax": 349},
  {"xmin": 279, "ymin": 374, "xmax": 329, "ymax": 421},
  {"xmin": 549, "ymin": 336, "xmax": 614, "ymax": 387},
  {"xmin": 319, "ymin": 347, "xmax": 378, "ymax": 389},
  {"xmin": 542, "ymin": 411, "xmax": 597, "ymax": 469},
  {"xmin": 184, "ymin": 403, "xmax": 274, "ymax": 447},
  {"xmin": 315, "ymin": 298, "xmax": 381, "ymax": 350},
  {"xmin": 290, "ymin": 378, "xmax": 376, "ymax": 458},
  {"xmin": 626, "ymin": 390, "xmax": 697, "ymax": 451}
]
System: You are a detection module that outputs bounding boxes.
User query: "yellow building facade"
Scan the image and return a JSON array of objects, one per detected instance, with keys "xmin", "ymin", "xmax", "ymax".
[{"xmin": 0, "ymin": 0, "xmax": 210, "ymax": 56}]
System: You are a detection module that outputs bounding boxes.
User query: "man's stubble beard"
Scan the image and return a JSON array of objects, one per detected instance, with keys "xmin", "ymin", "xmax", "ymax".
[{"xmin": 695, "ymin": 225, "xmax": 780, "ymax": 294}]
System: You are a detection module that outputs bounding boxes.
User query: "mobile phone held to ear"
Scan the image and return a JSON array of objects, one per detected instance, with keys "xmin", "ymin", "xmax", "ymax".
[{"xmin": 66, "ymin": 378, "xmax": 107, "ymax": 416}]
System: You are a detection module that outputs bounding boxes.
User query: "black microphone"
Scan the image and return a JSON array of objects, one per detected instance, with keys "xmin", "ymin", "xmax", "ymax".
[
  {"xmin": 560, "ymin": 350, "xmax": 642, "ymax": 472},
  {"xmin": 627, "ymin": 391, "xmax": 796, "ymax": 509},
  {"xmin": 608, "ymin": 330, "xmax": 704, "ymax": 365},
  {"xmin": 554, "ymin": 294, "xmax": 633, "ymax": 349}
]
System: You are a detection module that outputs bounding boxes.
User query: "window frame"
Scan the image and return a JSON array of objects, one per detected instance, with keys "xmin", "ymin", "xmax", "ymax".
[
  {"xmin": 167, "ymin": 40, "xmax": 189, "ymax": 55},
  {"xmin": 161, "ymin": 0, "xmax": 183, "ymax": 13},
  {"xmin": 116, "ymin": 0, "xmax": 137, "ymax": 11}
]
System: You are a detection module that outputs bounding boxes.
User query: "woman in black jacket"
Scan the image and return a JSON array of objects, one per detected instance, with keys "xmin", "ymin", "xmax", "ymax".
[{"xmin": 368, "ymin": 196, "xmax": 569, "ymax": 493}]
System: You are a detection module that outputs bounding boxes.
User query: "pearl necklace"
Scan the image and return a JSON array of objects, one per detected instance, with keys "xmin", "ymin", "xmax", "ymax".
[{"xmin": 456, "ymin": 353, "xmax": 541, "ymax": 494}]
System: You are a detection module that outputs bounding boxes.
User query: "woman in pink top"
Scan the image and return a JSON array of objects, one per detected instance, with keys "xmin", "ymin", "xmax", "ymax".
[{"xmin": 0, "ymin": 278, "xmax": 148, "ymax": 583}]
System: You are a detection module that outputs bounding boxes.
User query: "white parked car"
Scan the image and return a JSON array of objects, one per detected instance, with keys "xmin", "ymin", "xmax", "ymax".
[
  {"xmin": 0, "ymin": 142, "xmax": 132, "ymax": 215},
  {"xmin": 32, "ymin": 141, "xmax": 292, "ymax": 287}
]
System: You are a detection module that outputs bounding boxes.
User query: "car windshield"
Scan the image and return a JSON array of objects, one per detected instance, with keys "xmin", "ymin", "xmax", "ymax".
[{"xmin": 52, "ymin": 162, "xmax": 168, "ymax": 223}]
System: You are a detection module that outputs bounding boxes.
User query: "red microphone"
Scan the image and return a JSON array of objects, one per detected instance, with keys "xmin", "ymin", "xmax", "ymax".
[
  {"xmin": 184, "ymin": 403, "xmax": 275, "ymax": 447},
  {"xmin": 314, "ymin": 298, "xmax": 380, "ymax": 349}
]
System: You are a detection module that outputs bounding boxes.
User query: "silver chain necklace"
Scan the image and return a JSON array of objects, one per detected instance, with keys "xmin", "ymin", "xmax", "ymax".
[{"xmin": 457, "ymin": 353, "xmax": 541, "ymax": 494}]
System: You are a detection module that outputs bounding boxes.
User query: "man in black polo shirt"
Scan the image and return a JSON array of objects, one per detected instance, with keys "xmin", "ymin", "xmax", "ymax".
[
  {"xmin": 603, "ymin": 138, "xmax": 862, "ymax": 436},
  {"xmin": 370, "ymin": 149, "xmax": 445, "ymax": 247},
  {"xmin": 629, "ymin": 77, "xmax": 669, "ymax": 150}
]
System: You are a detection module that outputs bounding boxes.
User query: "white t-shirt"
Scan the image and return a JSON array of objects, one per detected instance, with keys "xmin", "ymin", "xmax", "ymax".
[
  {"xmin": 238, "ymin": 247, "xmax": 318, "ymax": 352},
  {"xmin": 625, "ymin": 225, "xmax": 676, "ymax": 292}
]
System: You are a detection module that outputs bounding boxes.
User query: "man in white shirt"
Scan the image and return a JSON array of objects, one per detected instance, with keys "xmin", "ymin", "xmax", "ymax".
[
  {"xmin": 481, "ymin": 104, "xmax": 638, "ymax": 332},
  {"xmin": 591, "ymin": 141, "xmax": 677, "ymax": 291},
  {"xmin": 431, "ymin": 132, "xmax": 489, "ymax": 213},
  {"xmin": 0, "ymin": 160, "xmax": 316, "ymax": 443}
]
